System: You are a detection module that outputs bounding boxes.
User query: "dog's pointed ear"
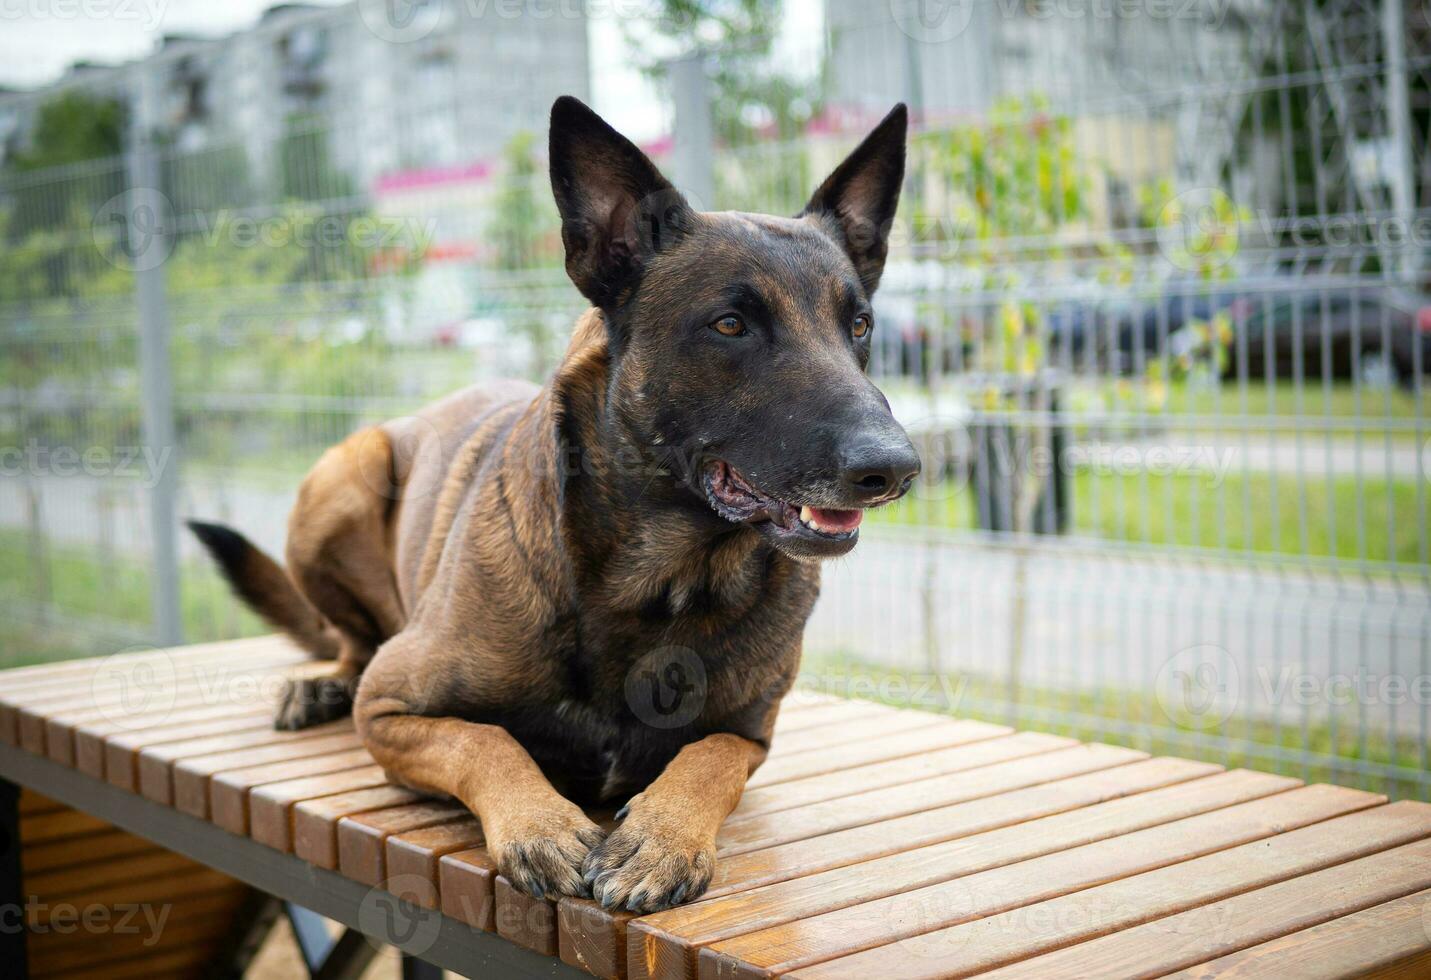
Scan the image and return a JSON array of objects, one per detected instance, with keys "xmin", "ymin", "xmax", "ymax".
[
  {"xmin": 549, "ymin": 96, "xmax": 693, "ymax": 310},
  {"xmin": 801, "ymin": 103, "xmax": 907, "ymax": 294}
]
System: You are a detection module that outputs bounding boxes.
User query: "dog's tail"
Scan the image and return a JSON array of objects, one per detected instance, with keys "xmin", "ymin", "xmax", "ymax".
[{"xmin": 187, "ymin": 520, "xmax": 340, "ymax": 660}]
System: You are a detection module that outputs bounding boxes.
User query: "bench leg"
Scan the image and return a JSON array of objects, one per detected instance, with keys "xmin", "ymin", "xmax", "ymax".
[{"xmin": 0, "ymin": 779, "xmax": 27, "ymax": 980}]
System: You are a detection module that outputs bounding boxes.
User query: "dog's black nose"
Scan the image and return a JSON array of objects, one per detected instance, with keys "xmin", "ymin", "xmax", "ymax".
[{"xmin": 840, "ymin": 437, "xmax": 921, "ymax": 502}]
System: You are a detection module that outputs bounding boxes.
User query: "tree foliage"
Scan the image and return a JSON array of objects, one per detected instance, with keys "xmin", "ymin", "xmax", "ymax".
[{"xmin": 626, "ymin": 0, "xmax": 821, "ymax": 145}]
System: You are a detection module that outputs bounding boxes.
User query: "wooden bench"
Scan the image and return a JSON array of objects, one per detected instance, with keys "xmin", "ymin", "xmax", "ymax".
[{"xmin": 2, "ymin": 636, "xmax": 1429, "ymax": 979}]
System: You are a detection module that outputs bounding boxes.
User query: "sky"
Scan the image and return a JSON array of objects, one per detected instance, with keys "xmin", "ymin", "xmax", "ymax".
[{"xmin": 0, "ymin": 0, "xmax": 823, "ymax": 142}]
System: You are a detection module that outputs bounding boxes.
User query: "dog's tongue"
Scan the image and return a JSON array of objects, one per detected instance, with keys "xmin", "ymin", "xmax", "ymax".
[{"xmin": 810, "ymin": 508, "xmax": 863, "ymax": 533}]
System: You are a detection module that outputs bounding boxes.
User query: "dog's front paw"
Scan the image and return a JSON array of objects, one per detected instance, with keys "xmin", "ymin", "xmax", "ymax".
[
  {"xmin": 582, "ymin": 794, "xmax": 716, "ymax": 913},
  {"xmin": 487, "ymin": 802, "xmax": 606, "ymax": 900}
]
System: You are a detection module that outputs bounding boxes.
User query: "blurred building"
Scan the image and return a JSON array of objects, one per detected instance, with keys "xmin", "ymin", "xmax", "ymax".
[
  {"xmin": 824, "ymin": 0, "xmax": 1269, "ymax": 235},
  {"xmin": 0, "ymin": 1, "xmax": 590, "ymax": 190}
]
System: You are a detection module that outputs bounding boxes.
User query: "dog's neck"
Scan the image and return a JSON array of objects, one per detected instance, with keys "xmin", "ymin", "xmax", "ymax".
[{"xmin": 541, "ymin": 310, "xmax": 776, "ymax": 619}]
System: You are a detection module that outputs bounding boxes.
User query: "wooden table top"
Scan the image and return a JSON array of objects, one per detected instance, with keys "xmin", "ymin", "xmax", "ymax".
[{"xmin": 2, "ymin": 636, "xmax": 1429, "ymax": 979}]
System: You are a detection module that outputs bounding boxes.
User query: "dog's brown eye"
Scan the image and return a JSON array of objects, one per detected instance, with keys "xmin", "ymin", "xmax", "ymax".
[
  {"xmin": 712, "ymin": 316, "xmax": 746, "ymax": 337},
  {"xmin": 853, "ymin": 314, "xmax": 872, "ymax": 338}
]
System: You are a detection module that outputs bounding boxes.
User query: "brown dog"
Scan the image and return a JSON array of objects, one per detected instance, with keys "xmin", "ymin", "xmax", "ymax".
[{"xmin": 189, "ymin": 96, "xmax": 919, "ymax": 912}]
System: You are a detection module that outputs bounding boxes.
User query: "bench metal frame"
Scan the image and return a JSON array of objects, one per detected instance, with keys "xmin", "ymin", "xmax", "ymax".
[{"xmin": 0, "ymin": 742, "xmax": 585, "ymax": 979}]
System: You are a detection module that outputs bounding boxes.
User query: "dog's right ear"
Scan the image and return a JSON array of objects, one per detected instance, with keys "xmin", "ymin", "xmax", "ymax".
[{"xmin": 549, "ymin": 96, "xmax": 693, "ymax": 310}]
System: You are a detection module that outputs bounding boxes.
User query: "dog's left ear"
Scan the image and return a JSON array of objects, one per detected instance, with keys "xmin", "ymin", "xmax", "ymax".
[
  {"xmin": 801, "ymin": 103, "xmax": 907, "ymax": 294},
  {"xmin": 549, "ymin": 95, "xmax": 694, "ymax": 311}
]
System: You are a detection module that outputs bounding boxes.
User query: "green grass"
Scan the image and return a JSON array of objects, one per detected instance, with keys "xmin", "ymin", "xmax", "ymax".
[
  {"xmin": 876, "ymin": 470, "xmax": 1427, "ymax": 567},
  {"xmin": 1063, "ymin": 379, "xmax": 1426, "ymax": 442},
  {"xmin": 802, "ymin": 653, "xmax": 1429, "ymax": 801},
  {"xmin": 0, "ymin": 529, "xmax": 264, "ymax": 668}
]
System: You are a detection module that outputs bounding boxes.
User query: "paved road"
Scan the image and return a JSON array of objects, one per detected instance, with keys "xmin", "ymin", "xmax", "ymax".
[
  {"xmin": 1098, "ymin": 434, "xmax": 1429, "ymax": 480},
  {"xmin": 4, "ymin": 472, "xmax": 1428, "ymax": 740}
]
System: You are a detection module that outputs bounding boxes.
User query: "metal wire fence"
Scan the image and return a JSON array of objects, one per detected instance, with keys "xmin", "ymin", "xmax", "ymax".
[{"xmin": 1, "ymin": 0, "xmax": 1428, "ymax": 798}]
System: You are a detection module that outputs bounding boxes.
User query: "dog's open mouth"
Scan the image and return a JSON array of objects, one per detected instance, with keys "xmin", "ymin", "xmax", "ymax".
[{"xmin": 702, "ymin": 460, "xmax": 864, "ymax": 547}]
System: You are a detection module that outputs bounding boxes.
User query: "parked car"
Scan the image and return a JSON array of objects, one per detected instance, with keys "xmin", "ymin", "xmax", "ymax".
[
  {"xmin": 1227, "ymin": 288, "xmax": 1431, "ymax": 386},
  {"xmin": 1045, "ymin": 287, "xmax": 1251, "ymax": 375}
]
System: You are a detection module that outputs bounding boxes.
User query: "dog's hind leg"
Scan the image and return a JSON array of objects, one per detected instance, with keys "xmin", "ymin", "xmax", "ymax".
[{"xmin": 279, "ymin": 427, "xmax": 408, "ymax": 730}]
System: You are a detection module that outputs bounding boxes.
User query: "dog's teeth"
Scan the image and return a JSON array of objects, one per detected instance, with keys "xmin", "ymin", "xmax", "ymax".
[{"xmin": 800, "ymin": 506, "xmax": 813, "ymax": 524}]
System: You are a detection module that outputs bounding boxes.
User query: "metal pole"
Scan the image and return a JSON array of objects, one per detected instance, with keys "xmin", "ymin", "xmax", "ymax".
[
  {"xmin": 668, "ymin": 53, "xmax": 715, "ymax": 209},
  {"xmin": 1381, "ymin": 0, "xmax": 1418, "ymax": 283},
  {"xmin": 127, "ymin": 64, "xmax": 183, "ymax": 647}
]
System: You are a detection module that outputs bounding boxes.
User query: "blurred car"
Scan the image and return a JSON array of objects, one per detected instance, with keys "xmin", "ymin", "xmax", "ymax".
[
  {"xmin": 1227, "ymin": 288, "xmax": 1431, "ymax": 387},
  {"xmin": 1045, "ymin": 287, "xmax": 1251, "ymax": 375}
]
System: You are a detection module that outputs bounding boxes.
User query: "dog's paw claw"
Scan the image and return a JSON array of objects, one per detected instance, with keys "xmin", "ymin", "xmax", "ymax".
[
  {"xmin": 580, "ymin": 815, "xmax": 714, "ymax": 913},
  {"xmin": 491, "ymin": 809, "xmax": 606, "ymax": 901}
]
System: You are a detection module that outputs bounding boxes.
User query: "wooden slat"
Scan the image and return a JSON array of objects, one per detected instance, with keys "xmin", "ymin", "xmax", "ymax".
[
  {"xmin": 25, "ymin": 890, "xmax": 242, "ymax": 959},
  {"xmin": 26, "ymin": 849, "xmax": 200, "ymax": 897},
  {"xmin": 249, "ymin": 764, "xmax": 395, "ymax": 851},
  {"xmin": 209, "ymin": 747, "xmax": 375, "ymax": 830},
  {"xmin": 560, "ymin": 898, "xmax": 631, "ymax": 980},
  {"xmin": 717, "ymin": 743, "xmax": 1146, "ymax": 857},
  {"xmin": 26, "ymin": 867, "xmax": 238, "ymax": 926},
  {"xmin": 127, "ymin": 719, "xmax": 290, "ymax": 794},
  {"xmin": 778, "ymin": 798, "xmax": 1431, "ymax": 980},
  {"xmin": 498, "ymin": 876, "xmax": 561, "ymax": 956},
  {"xmin": 336, "ymin": 801, "xmax": 470, "ymax": 884},
  {"xmin": 1165, "ymin": 887, "xmax": 1431, "ymax": 980},
  {"xmin": 0, "ymin": 638, "xmax": 294, "ymax": 742},
  {"xmin": 9, "ymin": 646, "xmax": 305, "ymax": 753},
  {"xmin": 21, "ymin": 828, "xmax": 156, "ymax": 875},
  {"xmin": 979, "ymin": 838, "xmax": 1431, "ymax": 979},
  {"xmin": 18, "ymin": 789, "xmax": 62, "ymax": 815},
  {"xmin": 730, "ymin": 722, "xmax": 1016, "ymax": 818},
  {"xmin": 385, "ymin": 819, "xmax": 486, "ymax": 908},
  {"xmin": 441, "ymin": 847, "xmax": 501, "ymax": 932},
  {"xmin": 96, "ymin": 707, "xmax": 279, "ymax": 786},
  {"xmin": 702, "ymin": 783, "xmax": 1382, "ymax": 979},
  {"xmin": 746, "ymin": 721, "xmax": 1025, "ymax": 789},
  {"xmin": 713, "ymin": 753, "xmax": 1204, "ymax": 901},
  {"xmin": 19, "ymin": 808, "xmax": 111, "ymax": 844},
  {"xmin": 563, "ymin": 756, "xmax": 1212, "ymax": 980},
  {"xmin": 63, "ymin": 946, "xmax": 211, "ymax": 980},
  {"xmin": 770, "ymin": 693, "xmax": 838, "ymax": 713},
  {"xmin": 30, "ymin": 898, "xmax": 239, "ymax": 975},
  {"xmin": 0, "ymin": 635, "xmax": 285, "ymax": 685},
  {"xmin": 76, "ymin": 701, "xmax": 279, "ymax": 777},
  {"xmin": 769, "ymin": 701, "xmax": 893, "ymax": 734},
  {"xmin": 292, "ymin": 785, "xmax": 425, "ymax": 867},
  {"xmin": 35, "ymin": 650, "xmax": 311, "ymax": 763},
  {"xmin": 146, "ymin": 726, "xmax": 361, "ymax": 812},
  {"xmin": 629, "ymin": 768, "xmax": 1292, "ymax": 980}
]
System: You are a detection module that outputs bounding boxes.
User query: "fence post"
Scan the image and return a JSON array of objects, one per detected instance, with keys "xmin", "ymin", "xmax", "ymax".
[
  {"xmin": 668, "ymin": 53, "xmax": 715, "ymax": 208},
  {"xmin": 127, "ymin": 63, "xmax": 183, "ymax": 647},
  {"xmin": 1381, "ymin": 0, "xmax": 1417, "ymax": 283}
]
